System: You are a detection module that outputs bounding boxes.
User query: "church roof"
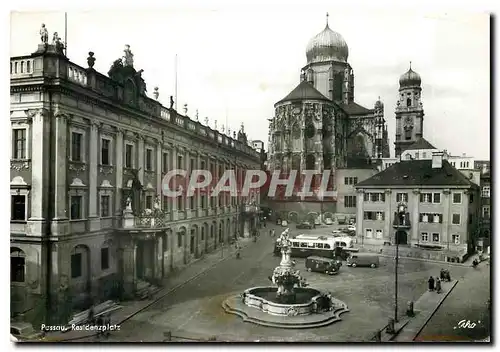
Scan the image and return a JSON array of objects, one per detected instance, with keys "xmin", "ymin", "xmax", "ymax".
[
  {"xmin": 340, "ymin": 101, "xmax": 373, "ymax": 115},
  {"xmin": 355, "ymin": 159, "xmax": 474, "ymax": 188},
  {"xmin": 407, "ymin": 138, "xmax": 437, "ymax": 150},
  {"xmin": 275, "ymin": 81, "xmax": 330, "ymax": 105}
]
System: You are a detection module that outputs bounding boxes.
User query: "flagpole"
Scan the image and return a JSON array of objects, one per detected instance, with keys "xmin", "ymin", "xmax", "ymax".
[
  {"xmin": 64, "ymin": 12, "xmax": 68, "ymax": 56},
  {"xmin": 175, "ymin": 54, "xmax": 178, "ymax": 111}
]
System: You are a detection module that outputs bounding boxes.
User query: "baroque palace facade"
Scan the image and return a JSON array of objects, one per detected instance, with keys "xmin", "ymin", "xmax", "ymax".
[
  {"xmin": 10, "ymin": 38, "xmax": 260, "ymax": 326},
  {"xmin": 266, "ymin": 16, "xmax": 390, "ymax": 222}
]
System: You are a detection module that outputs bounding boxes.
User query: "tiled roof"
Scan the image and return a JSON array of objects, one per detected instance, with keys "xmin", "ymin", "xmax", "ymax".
[
  {"xmin": 276, "ymin": 81, "xmax": 330, "ymax": 105},
  {"xmin": 340, "ymin": 101, "xmax": 373, "ymax": 115},
  {"xmin": 406, "ymin": 138, "xmax": 437, "ymax": 150},
  {"xmin": 355, "ymin": 159, "xmax": 473, "ymax": 187}
]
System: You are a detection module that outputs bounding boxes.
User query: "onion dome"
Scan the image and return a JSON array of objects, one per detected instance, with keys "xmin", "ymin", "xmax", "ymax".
[
  {"xmin": 399, "ymin": 63, "xmax": 421, "ymax": 88},
  {"xmin": 374, "ymin": 97, "xmax": 384, "ymax": 109},
  {"xmin": 306, "ymin": 14, "xmax": 349, "ymax": 64}
]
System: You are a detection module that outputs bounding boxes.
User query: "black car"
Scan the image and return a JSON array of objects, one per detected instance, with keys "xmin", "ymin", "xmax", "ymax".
[{"xmin": 296, "ymin": 221, "xmax": 316, "ymax": 230}]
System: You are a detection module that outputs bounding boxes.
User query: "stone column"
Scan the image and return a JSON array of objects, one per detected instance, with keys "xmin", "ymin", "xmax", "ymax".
[
  {"xmin": 138, "ymin": 136, "xmax": 145, "ymax": 184},
  {"xmin": 122, "ymin": 242, "xmax": 137, "ymax": 299},
  {"xmin": 115, "ymin": 129, "xmax": 124, "ymax": 216},
  {"xmin": 170, "ymin": 146, "xmax": 178, "ymax": 219},
  {"xmin": 27, "ymin": 108, "xmax": 49, "ymax": 236},
  {"xmin": 156, "ymin": 140, "xmax": 162, "ymax": 199},
  {"xmin": 52, "ymin": 111, "xmax": 69, "ymax": 236},
  {"xmin": 411, "ymin": 189, "xmax": 420, "ymax": 244},
  {"xmin": 185, "ymin": 149, "xmax": 191, "ymax": 212},
  {"xmin": 196, "ymin": 152, "xmax": 201, "ymax": 216},
  {"xmin": 155, "ymin": 235, "xmax": 163, "ymax": 280},
  {"xmin": 88, "ymin": 119, "xmax": 100, "ymax": 231}
]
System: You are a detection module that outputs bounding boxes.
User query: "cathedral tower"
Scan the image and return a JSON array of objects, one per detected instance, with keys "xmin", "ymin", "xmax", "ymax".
[{"xmin": 394, "ymin": 63, "xmax": 424, "ymax": 157}]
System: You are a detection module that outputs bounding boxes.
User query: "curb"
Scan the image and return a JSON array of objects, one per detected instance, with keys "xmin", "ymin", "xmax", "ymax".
[
  {"xmin": 363, "ymin": 251, "xmax": 472, "ymax": 268},
  {"xmin": 410, "ymin": 280, "xmax": 459, "ymax": 341},
  {"xmin": 55, "ymin": 238, "xmax": 254, "ymax": 342}
]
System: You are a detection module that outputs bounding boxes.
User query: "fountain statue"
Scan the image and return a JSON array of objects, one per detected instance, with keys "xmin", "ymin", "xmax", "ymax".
[{"xmin": 272, "ymin": 228, "xmax": 307, "ymax": 303}]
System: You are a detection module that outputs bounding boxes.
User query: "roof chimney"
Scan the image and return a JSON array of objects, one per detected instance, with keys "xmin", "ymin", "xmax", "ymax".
[{"xmin": 432, "ymin": 151, "xmax": 444, "ymax": 169}]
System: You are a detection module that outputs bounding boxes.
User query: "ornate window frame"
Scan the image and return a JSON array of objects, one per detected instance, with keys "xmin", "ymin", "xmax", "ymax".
[
  {"xmin": 100, "ymin": 134, "xmax": 114, "ymax": 166},
  {"xmin": 124, "ymin": 141, "xmax": 135, "ymax": 169},
  {"xmin": 69, "ymin": 126, "xmax": 87, "ymax": 163},
  {"xmin": 68, "ymin": 179, "xmax": 87, "ymax": 221},
  {"xmin": 11, "ymin": 121, "xmax": 30, "ymax": 160},
  {"xmin": 98, "ymin": 181, "xmax": 114, "ymax": 219},
  {"xmin": 10, "ymin": 177, "xmax": 30, "ymax": 222}
]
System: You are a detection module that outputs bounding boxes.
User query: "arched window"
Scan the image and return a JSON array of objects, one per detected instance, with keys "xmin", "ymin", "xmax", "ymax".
[
  {"xmin": 11, "ymin": 248, "xmax": 26, "ymax": 282},
  {"xmin": 26, "ymin": 61, "xmax": 31, "ymax": 73},
  {"xmin": 406, "ymin": 98, "xmax": 411, "ymax": 107},
  {"xmin": 306, "ymin": 154, "xmax": 316, "ymax": 170}
]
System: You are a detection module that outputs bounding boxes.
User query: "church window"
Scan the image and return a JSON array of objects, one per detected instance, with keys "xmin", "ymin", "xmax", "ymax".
[
  {"xmin": 305, "ymin": 123, "xmax": 316, "ymax": 139},
  {"xmin": 406, "ymin": 98, "xmax": 411, "ymax": 107},
  {"xmin": 405, "ymin": 129, "xmax": 412, "ymax": 140}
]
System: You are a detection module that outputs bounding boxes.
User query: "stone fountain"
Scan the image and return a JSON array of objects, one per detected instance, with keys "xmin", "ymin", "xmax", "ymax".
[{"xmin": 222, "ymin": 228, "xmax": 349, "ymax": 329}]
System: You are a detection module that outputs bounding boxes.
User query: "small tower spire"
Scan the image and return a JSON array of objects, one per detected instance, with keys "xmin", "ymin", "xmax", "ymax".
[
  {"xmin": 326, "ymin": 12, "xmax": 329, "ymax": 27},
  {"xmin": 409, "ymin": 61, "xmax": 412, "ymax": 70}
]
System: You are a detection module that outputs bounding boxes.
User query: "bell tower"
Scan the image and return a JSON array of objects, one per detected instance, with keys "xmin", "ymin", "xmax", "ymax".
[{"xmin": 394, "ymin": 62, "xmax": 424, "ymax": 157}]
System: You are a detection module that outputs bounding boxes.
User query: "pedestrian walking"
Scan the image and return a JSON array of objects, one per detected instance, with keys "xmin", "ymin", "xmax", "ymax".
[
  {"xmin": 87, "ymin": 305, "xmax": 95, "ymax": 324},
  {"xmin": 428, "ymin": 276, "xmax": 435, "ymax": 291},
  {"xmin": 435, "ymin": 278, "xmax": 442, "ymax": 294},
  {"xmin": 440, "ymin": 268, "xmax": 445, "ymax": 281},
  {"xmin": 96, "ymin": 315, "xmax": 104, "ymax": 338}
]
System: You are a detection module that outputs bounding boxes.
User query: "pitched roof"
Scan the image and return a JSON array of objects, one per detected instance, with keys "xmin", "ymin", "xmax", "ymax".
[
  {"xmin": 276, "ymin": 81, "xmax": 330, "ymax": 105},
  {"xmin": 406, "ymin": 138, "xmax": 437, "ymax": 150},
  {"xmin": 355, "ymin": 159, "xmax": 473, "ymax": 187},
  {"xmin": 340, "ymin": 101, "xmax": 373, "ymax": 115}
]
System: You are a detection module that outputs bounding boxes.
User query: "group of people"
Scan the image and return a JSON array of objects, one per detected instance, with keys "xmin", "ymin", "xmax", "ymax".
[
  {"xmin": 427, "ymin": 269, "xmax": 452, "ymax": 294},
  {"xmin": 87, "ymin": 306, "xmax": 112, "ymax": 339}
]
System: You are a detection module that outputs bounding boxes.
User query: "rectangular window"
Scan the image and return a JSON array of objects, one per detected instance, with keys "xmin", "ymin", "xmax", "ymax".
[
  {"xmin": 71, "ymin": 253, "xmax": 82, "ymax": 278},
  {"xmin": 146, "ymin": 195, "xmax": 153, "ymax": 210},
  {"xmin": 70, "ymin": 196, "xmax": 83, "ymax": 220},
  {"xmin": 469, "ymin": 194, "xmax": 474, "ymax": 203},
  {"xmin": 163, "ymin": 195, "xmax": 169, "ymax": 212},
  {"xmin": 365, "ymin": 229, "xmax": 373, "ymax": 238},
  {"xmin": 190, "ymin": 196, "xmax": 195, "ymax": 209},
  {"xmin": 125, "ymin": 144, "xmax": 133, "ymax": 168},
  {"xmin": 482, "ymin": 186, "xmax": 490, "ymax": 198},
  {"xmin": 353, "ymin": 177, "xmax": 358, "ymax": 185},
  {"xmin": 433, "ymin": 193, "xmax": 441, "ymax": 203},
  {"xmin": 415, "ymin": 152, "xmax": 419, "ymax": 160},
  {"xmin": 421, "ymin": 232, "xmax": 428, "ymax": 242},
  {"xmin": 432, "ymin": 233, "xmax": 440, "ymax": 242},
  {"xmin": 177, "ymin": 232, "xmax": 182, "ymax": 247},
  {"xmin": 452, "ymin": 234, "xmax": 460, "ymax": 244},
  {"xmin": 190, "ymin": 159, "xmax": 195, "ymax": 172},
  {"xmin": 71, "ymin": 132, "xmax": 83, "ymax": 162},
  {"xmin": 452, "ymin": 193, "xmax": 462, "ymax": 204},
  {"xmin": 433, "ymin": 214, "xmax": 441, "ymax": 223},
  {"xmin": 101, "ymin": 248, "xmax": 109, "ymax": 270},
  {"xmin": 11, "ymin": 195, "xmax": 26, "ymax": 221},
  {"xmin": 376, "ymin": 212, "xmax": 384, "ymax": 221},
  {"xmin": 482, "ymin": 206, "xmax": 490, "ymax": 218},
  {"xmin": 11, "ymin": 256, "xmax": 25, "ymax": 282},
  {"xmin": 452, "ymin": 214, "xmax": 461, "ymax": 225},
  {"xmin": 201, "ymin": 195, "xmax": 206, "ymax": 209},
  {"xmin": 178, "ymin": 156, "xmax": 183, "ymax": 169},
  {"xmin": 420, "ymin": 193, "xmax": 432, "ymax": 203},
  {"xmin": 344, "ymin": 195, "xmax": 356, "ymax": 208},
  {"xmin": 422, "ymin": 152, "xmax": 427, "ymax": 158},
  {"xmin": 396, "ymin": 193, "xmax": 408, "ymax": 202},
  {"xmin": 146, "ymin": 149, "xmax": 153, "ymax": 170},
  {"xmin": 162, "ymin": 152, "xmax": 168, "ymax": 173},
  {"xmin": 177, "ymin": 195, "xmax": 183, "ymax": 210},
  {"xmin": 101, "ymin": 139, "xmax": 110, "ymax": 165},
  {"xmin": 363, "ymin": 211, "xmax": 375, "ymax": 220},
  {"xmin": 12, "ymin": 128, "xmax": 27, "ymax": 159},
  {"xmin": 375, "ymin": 230, "xmax": 383, "ymax": 239},
  {"xmin": 100, "ymin": 195, "xmax": 110, "ymax": 217}
]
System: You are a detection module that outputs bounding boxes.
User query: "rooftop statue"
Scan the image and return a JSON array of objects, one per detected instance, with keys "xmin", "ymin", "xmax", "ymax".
[
  {"xmin": 40, "ymin": 24, "xmax": 48, "ymax": 44},
  {"xmin": 123, "ymin": 44, "xmax": 134, "ymax": 67}
]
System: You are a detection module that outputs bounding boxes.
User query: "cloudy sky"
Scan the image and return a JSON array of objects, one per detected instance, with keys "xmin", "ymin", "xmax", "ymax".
[{"xmin": 10, "ymin": 4, "xmax": 491, "ymax": 159}]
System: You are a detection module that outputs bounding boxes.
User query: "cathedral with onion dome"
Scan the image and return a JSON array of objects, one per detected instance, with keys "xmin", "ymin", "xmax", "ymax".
[{"xmin": 267, "ymin": 15, "xmax": 391, "ymax": 180}]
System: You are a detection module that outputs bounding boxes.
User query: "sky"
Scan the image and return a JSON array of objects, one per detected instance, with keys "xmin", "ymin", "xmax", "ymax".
[{"xmin": 9, "ymin": 4, "xmax": 491, "ymax": 160}]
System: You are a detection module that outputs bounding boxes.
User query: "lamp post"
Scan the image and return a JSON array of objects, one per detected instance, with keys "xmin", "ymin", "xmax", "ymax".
[{"xmin": 393, "ymin": 202, "xmax": 409, "ymax": 323}]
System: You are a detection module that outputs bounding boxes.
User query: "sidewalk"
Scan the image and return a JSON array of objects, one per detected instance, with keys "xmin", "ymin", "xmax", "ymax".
[
  {"xmin": 43, "ymin": 236, "xmax": 254, "ymax": 342},
  {"xmin": 391, "ymin": 279, "xmax": 459, "ymax": 342}
]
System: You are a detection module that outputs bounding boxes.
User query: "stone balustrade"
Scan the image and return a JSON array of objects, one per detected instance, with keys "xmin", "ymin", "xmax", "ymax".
[
  {"xmin": 67, "ymin": 64, "xmax": 88, "ymax": 86},
  {"xmin": 10, "ymin": 58, "xmax": 35, "ymax": 77}
]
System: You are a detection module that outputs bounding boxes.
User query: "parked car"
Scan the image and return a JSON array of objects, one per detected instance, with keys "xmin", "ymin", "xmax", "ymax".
[
  {"xmin": 346, "ymin": 254, "xmax": 380, "ymax": 268},
  {"xmin": 348, "ymin": 224, "xmax": 356, "ymax": 232},
  {"xmin": 296, "ymin": 221, "xmax": 315, "ymax": 230},
  {"xmin": 10, "ymin": 322, "xmax": 45, "ymax": 342},
  {"xmin": 305, "ymin": 256, "xmax": 341, "ymax": 275},
  {"xmin": 324, "ymin": 218, "xmax": 333, "ymax": 225}
]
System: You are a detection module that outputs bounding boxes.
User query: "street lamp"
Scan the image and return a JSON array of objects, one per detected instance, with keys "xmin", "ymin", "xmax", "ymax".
[{"xmin": 393, "ymin": 202, "xmax": 409, "ymax": 323}]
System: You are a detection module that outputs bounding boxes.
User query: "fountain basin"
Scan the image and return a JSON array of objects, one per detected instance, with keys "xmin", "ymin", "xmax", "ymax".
[
  {"xmin": 244, "ymin": 287, "xmax": 322, "ymax": 316},
  {"xmin": 222, "ymin": 286, "xmax": 349, "ymax": 329}
]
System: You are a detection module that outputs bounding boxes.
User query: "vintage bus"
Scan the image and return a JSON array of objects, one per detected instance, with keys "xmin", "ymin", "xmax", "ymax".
[{"xmin": 288, "ymin": 235, "xmax": 355, "ymax": 258}]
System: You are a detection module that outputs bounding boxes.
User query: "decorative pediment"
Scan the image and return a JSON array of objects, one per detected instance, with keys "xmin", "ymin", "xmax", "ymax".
[
  {"xmin": 10, "ymin": 176, "xmax": 27, "ymax": 186},
  {"xmin": 70, "ymin": 178, "xmax": 86, "ymax": 187},
  {"xmin": 100, "ymin": 180, "xmax": 113, "ymax": 188}
]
